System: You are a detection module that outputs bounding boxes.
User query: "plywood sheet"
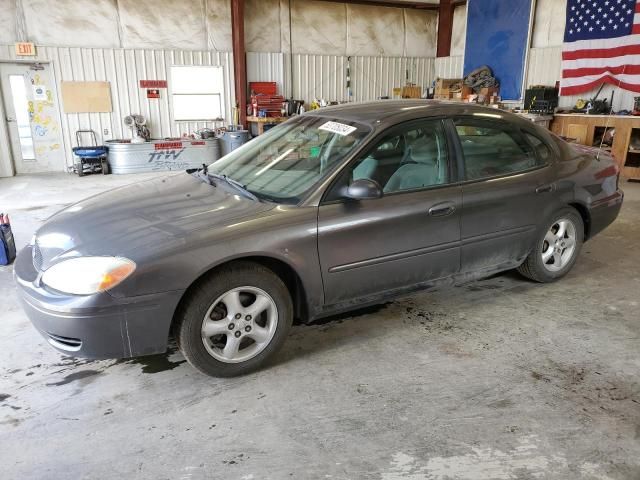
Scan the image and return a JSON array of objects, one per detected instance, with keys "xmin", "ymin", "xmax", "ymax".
[
  {"xmin": 567, "ymin": 124, "xmax": 588, "ymax": 145},
  {"xmin": 61, "ymin": 81, "xmax": 112, "ymax": 113}
]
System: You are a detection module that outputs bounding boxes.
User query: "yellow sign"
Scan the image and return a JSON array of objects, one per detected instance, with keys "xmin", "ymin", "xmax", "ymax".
[
  {"xmin": 392, "ymin": 88, "xmax": 401, "ymax": 96},
  {"xmin": 15, "ymin": 42, "xmax": 36, "ymax": 56}
]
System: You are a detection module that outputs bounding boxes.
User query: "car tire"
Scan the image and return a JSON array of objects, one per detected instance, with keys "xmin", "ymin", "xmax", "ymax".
[
  {"xmin": 517, "ymin": 207, "xmax": 584, "ymax": 283},
  {"xmin": 175, "ymin": 261, "xmax": 293, "ymax": 377}
]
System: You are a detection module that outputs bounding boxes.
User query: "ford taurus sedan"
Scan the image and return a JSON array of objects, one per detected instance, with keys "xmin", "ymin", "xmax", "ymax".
[{"xmin": 15, "ymin": 101, "xmax": 623, "ymax": 377}]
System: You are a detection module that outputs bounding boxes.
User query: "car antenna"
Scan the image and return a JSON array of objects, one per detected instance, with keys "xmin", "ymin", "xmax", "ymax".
[
  {"xmin": 596, "ymin": 90, "xmax": 613, "ymax": 162},
  {"xmin": 596, "ymin": 65, "xmax": 626, "ymax": 161}
]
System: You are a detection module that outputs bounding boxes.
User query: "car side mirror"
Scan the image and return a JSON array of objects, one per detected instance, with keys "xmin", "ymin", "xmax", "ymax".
[{"xmin": 345, "ymin": 178, "xmax": 383, "ymax": 200}]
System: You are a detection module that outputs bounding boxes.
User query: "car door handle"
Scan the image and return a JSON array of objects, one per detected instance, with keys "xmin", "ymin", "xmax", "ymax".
[
  {"xmin": 428, "ymin": 202, "xmax": 456, "ymax": 217},
  {"xmin": 536, "ymin": 184, "xmax": 555, "ymax": 194}
]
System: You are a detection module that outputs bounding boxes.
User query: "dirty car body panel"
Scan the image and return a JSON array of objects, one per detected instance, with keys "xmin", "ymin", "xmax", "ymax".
[{"xmin": 14, "ymin": 101, "xmax": 624, "ymax": 359}]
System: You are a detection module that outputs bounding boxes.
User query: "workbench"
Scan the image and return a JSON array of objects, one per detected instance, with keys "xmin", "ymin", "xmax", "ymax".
[
  {"xmin": 551, "ymin": 113, "xmax": 640, "ymax": 181},
  {"xmin": 246, "ymin": 116, "xmax": 289, "ymax": 136}
]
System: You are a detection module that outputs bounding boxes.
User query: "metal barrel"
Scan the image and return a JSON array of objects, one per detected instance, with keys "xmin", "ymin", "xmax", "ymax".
[{"xmin": 219, "ymin": 130, "xmax": 250, "ymax": 157}]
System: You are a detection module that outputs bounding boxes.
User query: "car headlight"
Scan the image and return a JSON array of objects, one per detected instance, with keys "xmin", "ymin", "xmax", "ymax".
[{"xmin": 41, "ymin": 257, "xmax": 136, "ymax": 295}]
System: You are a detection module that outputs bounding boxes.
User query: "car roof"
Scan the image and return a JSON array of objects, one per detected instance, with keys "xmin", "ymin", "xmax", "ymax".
[{"xmin": 303, "ymin": 100, "xmax": 533, "ymax": 130}]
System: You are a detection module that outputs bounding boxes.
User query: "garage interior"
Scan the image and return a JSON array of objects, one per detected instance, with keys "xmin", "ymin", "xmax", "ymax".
[{"xmin": 0, "ymin": 0, "xmax": 639, "ymax": 479}]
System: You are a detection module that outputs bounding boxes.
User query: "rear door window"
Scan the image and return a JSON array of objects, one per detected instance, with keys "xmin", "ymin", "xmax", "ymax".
[
  {"xmin": 523, "ymin": 132, "xmax": 553, "ymax": 164},
  {"xmin": 454, "ymin": 119, "xmax": 542, "ymax": 181}
]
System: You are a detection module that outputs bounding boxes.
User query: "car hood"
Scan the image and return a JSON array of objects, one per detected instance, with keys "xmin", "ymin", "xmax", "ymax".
[{"xmin": 33, "ymin": 173, "xmax": 277, "ymax": 270}]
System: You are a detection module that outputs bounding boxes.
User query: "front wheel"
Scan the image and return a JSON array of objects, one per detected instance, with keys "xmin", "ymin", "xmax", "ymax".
[
  {"xmin": 176, "ymin": 262, "xmax": 293, "ymax": 377},
  {"xmin": 517, "ymin": 207, "xmax": 584, "ymax": 283}
]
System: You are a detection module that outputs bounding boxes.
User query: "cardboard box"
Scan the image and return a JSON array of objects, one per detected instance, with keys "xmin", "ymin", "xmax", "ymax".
[
  {"xmin": 435, "ymin": 78, "xmax": 461, "ymax": 95},
  {"xmin": 436, "ymin": 78, "xmax": 462, "ymax": 92},
  {"xmin": 454, "ymin": 85, "xmax": 473, "ymax": 100},
  {"xmin": 480, "ymin": 86, "xmax": 499, "ymax": 97}
]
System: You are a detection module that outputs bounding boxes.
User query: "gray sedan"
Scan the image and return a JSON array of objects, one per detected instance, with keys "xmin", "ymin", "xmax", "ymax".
[{"xmin": 15, "ymin": 101, "xmax": 623, "ymax": 377}]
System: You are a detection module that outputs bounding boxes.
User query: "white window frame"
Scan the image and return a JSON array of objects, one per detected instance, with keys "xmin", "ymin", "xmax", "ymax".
[{"xmin": 170, "ymin": 65, "xmax": 225, "ymax": 122}]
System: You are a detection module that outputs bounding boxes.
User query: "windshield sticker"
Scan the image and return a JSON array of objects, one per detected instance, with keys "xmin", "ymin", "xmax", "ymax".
[{"xmin": 319, "ymin": 121, "xmax": 357, "ymax": 136}]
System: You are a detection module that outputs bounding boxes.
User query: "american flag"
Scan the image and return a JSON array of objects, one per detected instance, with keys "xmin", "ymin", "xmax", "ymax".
[{"xmin": 562, "ymin": 0, "xmax": 640, "ymax": 95}]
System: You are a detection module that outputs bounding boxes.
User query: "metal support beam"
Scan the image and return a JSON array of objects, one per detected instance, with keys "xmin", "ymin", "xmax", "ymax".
[
  {"xmin": 436, "ymin": 0, "xmax": 456, "ymax": 57},
  {"xmin": 231, "ymin": 0, "xmax": 247, "ymax": 128}
]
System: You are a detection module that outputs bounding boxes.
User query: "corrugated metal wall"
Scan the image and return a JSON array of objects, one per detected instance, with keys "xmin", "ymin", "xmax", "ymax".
[
  {"xmin": 3, "ymin": 46, "xmax": 443, "ymax": 172},
  {"xmin": 247, "ymin": 53, "xmax": 437, "ymax": 103},
  {"xmin": 434, "ymin": 56, "xmax": 464, "ymax": 80},
  {"xmin": 526, "ymin": 47, "xmax": 562, "ymax": 87},
  {"xmin": 0, "ymin": 45, "xmax": 234, "ymax": 169},
  {"xmin": 246, "ymin": 52, "xmax": 285, "ymax": 95}
]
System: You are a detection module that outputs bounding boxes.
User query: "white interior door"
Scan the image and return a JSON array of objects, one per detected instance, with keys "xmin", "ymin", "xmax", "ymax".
[{"xmin": 0, "ymin": 63, "xmax": 64, "ymax": 174}]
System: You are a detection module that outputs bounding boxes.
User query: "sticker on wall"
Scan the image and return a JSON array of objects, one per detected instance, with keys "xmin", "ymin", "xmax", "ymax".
[
  {"xmin": 33, "ymin": 85, "xmax": 47, "ymax": 101},
  {"xmin": 140, "ymin": 80, "xmax": 167, "ymax": 89},
  {"xmin": 147, "ymin": 89, "xmax": 160, "ymax": 99}
]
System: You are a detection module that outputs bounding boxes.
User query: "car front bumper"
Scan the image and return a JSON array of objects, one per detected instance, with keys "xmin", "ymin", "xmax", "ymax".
[{"xmin": 14, "ymin": 245, "xmax": 185, "ymax": 359}]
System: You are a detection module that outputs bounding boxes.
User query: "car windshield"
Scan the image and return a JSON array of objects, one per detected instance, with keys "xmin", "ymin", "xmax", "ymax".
[{"xmin": 208, "ymin": 116, "xmax": 371, "ymax": 203}]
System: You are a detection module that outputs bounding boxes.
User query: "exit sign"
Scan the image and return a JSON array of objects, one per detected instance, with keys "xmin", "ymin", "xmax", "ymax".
[{"xmin": 15, "ymin": 42, "xmax": 36, "ymax": 56}]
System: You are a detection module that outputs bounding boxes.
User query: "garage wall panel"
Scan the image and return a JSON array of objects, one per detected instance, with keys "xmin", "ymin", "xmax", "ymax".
[
  {"xmin": 247, "ymin": 52, "xmax": 286, "ymax": 95},
  {"xmin": 245, "ymin": 0, "xmax": 282, "ymax": 53},
  {"xmin": 0, "ymin": 0, "xmax": 18, "ymax": 44},
  {"xmin": 21, "ymin": 0, "xmax": 121, "ymax": 48},
  {"xmin": 207, "ymin": 0, "xmax": 233, "ymax": 51},
  {"xmin": 531, "ymin": 0, "xmax": 566, "ymax": 48},
  {"xmin": 248, "ymin": 52, "xmax": 436, "ymax": 104},
  {"xmin": 526, "ymin": 47, "xmax": 562, "ymax": 88},
  {"xmin": 5, "ymin": 0, "xmax": 437, "ymax": 57},
  {"xmin": 290, "ymin": 0, "xmax": 348, "ymax": 55},
  {"xmin": 346, "ymin": 4, "xmax": 405, "ymax": 57},
  {"xmin": 118, "ymin": 0, "xmax": 207, "ymax": 50},
  {"xmin": 404, "ymin": 10, "xmax": 438, "ymax": 58},
  {"xmin": 451, "ymin": 4, "xmax": 467, "ymax": 56},
  {"xmin": 435, "ymin": 56, "xmax": 464, "ymax": 79},
  {"xmin": 0, "ymin": 45, "xmax": 234, "ymax": 170}
]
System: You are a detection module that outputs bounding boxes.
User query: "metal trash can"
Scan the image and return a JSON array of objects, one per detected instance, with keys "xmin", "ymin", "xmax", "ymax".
[{"xmin": 219, "ymin": 130, "xmax": 250, "ymax": 157}]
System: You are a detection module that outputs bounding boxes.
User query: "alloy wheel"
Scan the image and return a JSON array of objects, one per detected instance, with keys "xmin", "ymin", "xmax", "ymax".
[
  {"xmin": 201, "ymin": 286, "xmax": 278, "ymax": 363},
  {"xmin": 541, "ymin": 218, "xmax": 577, "ymax": 272}
]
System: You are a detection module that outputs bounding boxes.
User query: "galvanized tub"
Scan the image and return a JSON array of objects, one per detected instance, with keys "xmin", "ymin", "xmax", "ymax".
[{"xmin": 106, "ymin": 138, "xmax": 221, "ymax": 174}]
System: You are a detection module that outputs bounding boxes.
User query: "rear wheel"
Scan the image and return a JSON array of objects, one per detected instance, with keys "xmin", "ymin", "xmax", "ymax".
[
  {"xmin": 176, "ymin": 262, "xmax": 293, "ymax": 377},
  {"xmin": 517, "ymin": 207, "xmax": 584, "ymax": 283}
]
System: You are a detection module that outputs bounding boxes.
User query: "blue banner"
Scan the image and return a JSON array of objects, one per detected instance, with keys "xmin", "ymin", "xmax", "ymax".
[{"xmin": 463, "ymin": 0, "xmax": 533, "ymax": 101}]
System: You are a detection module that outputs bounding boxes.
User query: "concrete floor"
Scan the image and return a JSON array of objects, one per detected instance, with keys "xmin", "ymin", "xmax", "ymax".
[{"xmin": 0, "ymin": 172, "xmax": 639, "ymax": 480}]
